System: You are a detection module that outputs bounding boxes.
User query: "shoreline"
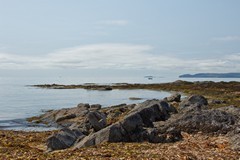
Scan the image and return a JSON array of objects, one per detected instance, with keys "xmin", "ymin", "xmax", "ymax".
[
  {"xmin": 1, "ymin": 80, "xmax": 240, "ymax": 159},
  {"xmin": 32, "ymin": 80, "xmax": 240, "ymax": 107}
]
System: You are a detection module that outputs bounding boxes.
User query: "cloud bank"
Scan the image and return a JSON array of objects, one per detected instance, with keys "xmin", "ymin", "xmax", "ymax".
[{"xmin": 0, "ymin": 43, "xmax": 239, "ymax": 72}]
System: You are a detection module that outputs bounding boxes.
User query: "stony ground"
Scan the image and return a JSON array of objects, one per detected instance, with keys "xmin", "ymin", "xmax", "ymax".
[{"xmin": 0, "ymin": 130, "xmax": 239, "ymax": 159}]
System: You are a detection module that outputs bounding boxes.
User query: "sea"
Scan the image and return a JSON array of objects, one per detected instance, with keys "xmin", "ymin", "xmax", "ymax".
[{"xmin": 0, "ymin": 76, "xmax": 239, "ymax": 131}]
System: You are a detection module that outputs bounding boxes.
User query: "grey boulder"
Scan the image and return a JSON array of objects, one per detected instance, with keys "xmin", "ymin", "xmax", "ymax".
[
  {"xmin": 87, "ymin": 111, "xmax": 107, "ymax": 132},
  {"xmin": 47, "ymin": 128, "xmax": 85, "ymax": 151},
  {"xmin": 179, "ymin": 95, "xmax": 208, "ymax": 110},
  {"xmin": 74, "ymin": 99, "xmax": 180, "ymax": 149}
]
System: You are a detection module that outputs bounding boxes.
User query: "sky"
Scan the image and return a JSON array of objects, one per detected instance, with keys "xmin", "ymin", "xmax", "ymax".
[{"xmin": 0, "ymin": 0, "xmax": 240, "ymax": 77}]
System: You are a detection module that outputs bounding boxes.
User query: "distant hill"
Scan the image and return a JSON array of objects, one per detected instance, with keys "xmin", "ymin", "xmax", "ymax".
[{"xmin": 179, "ymin": 73, "xmax": 240, "ymax": 78}]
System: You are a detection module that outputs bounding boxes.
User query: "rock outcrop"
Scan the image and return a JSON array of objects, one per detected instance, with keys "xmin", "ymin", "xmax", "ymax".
[
  {"xmin": 31, "ymin": 94, "xmax": 239, "ymax": 151},
  {"xmin": 74, "ymin": 100, "xmax": 181, "ymax": 149},
  {"xmin": 157, "ymin": 109, "xmax": 235, "ymax": 134},
  {"xmin": 155, "ymin": 104, "xmax": 240, "ymax": 151}
]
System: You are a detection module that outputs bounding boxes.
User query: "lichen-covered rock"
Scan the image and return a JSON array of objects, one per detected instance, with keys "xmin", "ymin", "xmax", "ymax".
[
  {"xmin": 179, "ymin": 95, "xmax": 208, "ymax": 110},
  {"xmin": 175, "ymin": 110, "xmax": 234, "ymax": 134},
  {"xmin": 228, "ymin": 124, "xmax": 240, "ymax": 151},
  {"xmin": 157, "ymin": 105, "xmax": 237, "ymax": 135},
  {"xmin": 218, "ymin": 106, "xmax": 240, "ymax": 151}
]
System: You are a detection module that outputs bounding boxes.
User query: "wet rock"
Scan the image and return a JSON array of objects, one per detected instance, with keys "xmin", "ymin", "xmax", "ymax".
[
  {"xmin": 47, "ymin": 128, "xmax": 85, "ymax": 151},
  {"xmin": 179, "ymin": 95, "xmax": 208, "ymax": 110}
]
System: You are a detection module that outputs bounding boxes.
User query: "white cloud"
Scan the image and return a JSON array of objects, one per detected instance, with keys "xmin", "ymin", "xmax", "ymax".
[
  {"xmin": 0, "ymin": 43, "xmax": 240, "ymax": 72},
  {"xmin": 225, "ymin": 53, "xmax": 240, "ymax": 61},
  {"xmin": 99, "ymin": 20, "xmax": 128, "ymax": 26},
  {"xmin": 212, "ymin": 36, "xmax": 240, "ymax": 42}
]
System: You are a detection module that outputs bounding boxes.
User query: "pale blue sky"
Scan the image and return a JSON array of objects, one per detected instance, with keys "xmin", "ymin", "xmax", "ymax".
[{"xmin": 0, "ymin": 0, "xmax": 240, "ymax": 77}]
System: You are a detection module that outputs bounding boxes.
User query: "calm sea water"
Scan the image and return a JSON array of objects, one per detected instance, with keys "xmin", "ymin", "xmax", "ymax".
[{"xmin": 0, "ymin": 76, "xmax": 239, "ymax": 131}]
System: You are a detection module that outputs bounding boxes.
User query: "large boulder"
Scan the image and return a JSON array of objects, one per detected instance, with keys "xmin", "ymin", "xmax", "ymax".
[
  {"xmin": 74, "ymin": 122, "xmax": 126, "ymax": 148},
  {"xmin": 219, "ymin": 106, "xmax": 240, "ymax": 151},
  {"xmin": 157, "ymin": 108, "xmax": 236, "ymax": 135},
  {"xmin": 87, "ymin": 111, "xmax": 107, "ymax": 132},
  {"xmin": 176, "ymin": 110, "xmax": 235, "ymax": 134},
  {"xmin": 154, "ymin": 104, "xmax": 240, "ymax": 151},
  {"xmin": 130, "ymin": 100, "xmax": 177, "ymax": 125},
  {"xmin": 47, "ymin": 128, "xmax": 85, "ymax": 151},
  {"xmin": 228, "ymin": 124, "xmax": 240, "ymax": 151},
  {"xmin": 179, "ymin": 95, "xmax": 208, "ymax": 110},
  {"xmin": 74, "ymin": 99, "xmax": 180, "ymax": 149},
  {"xmin": 32, "ymin": 103, "xmax": 92, "ymax": 126},
  {"xmin": 74, "ymin": 123, "xmax": 182, "ymax": 149}
]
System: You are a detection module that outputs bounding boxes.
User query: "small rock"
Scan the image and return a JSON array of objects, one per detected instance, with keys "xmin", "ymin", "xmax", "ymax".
[
  {"xmin": 165, "ymin": 93, "xmax": 181, "ymax": 102},
  {"xmin": 90, "ymin": 104, "xmax": 101, "ymax": 111},
  {"xmin": 77, "ymin": 103, "xmax": 90, "ymax": 110},
  {"xmin": 129, "ymin": 97, "xmax": 143, "ymax": 100},
  {"xmin": 209, "ymin": 99, "xmax": 226, "ymax": 104}
]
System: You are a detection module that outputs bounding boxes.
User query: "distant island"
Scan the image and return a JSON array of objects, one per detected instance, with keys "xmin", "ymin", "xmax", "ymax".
[{"xmin": 179, "ymin": 73, "xmax": 240, "ymax": 78}]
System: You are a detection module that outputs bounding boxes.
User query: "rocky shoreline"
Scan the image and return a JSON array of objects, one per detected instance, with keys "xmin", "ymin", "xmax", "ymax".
[
  {"xmin": 1, "ymin": 81, "xmax": 240, "ymax": 159},
  {"xmin": 32, "ymin": 80, "xmax": 240, "ymax": 107},
  {"xmin": 27, "ymin": 93, "xmax": 240, "ymax": 153}
]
